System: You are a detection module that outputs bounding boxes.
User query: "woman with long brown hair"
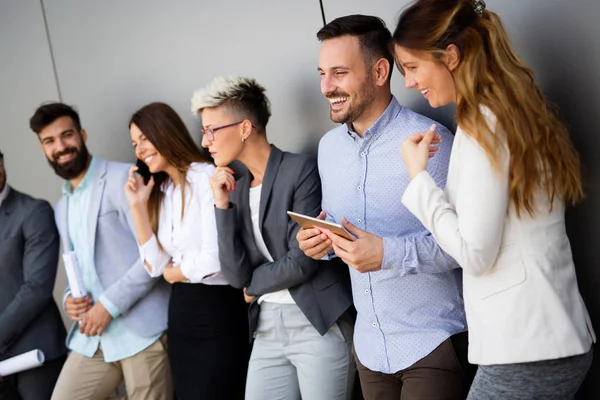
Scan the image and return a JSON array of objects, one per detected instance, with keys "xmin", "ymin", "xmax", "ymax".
[
  {"xmin": 392, "ymin": 0, "xmax": 595, "ymax": 398},
  {"xmin": 124, "ymin": 102, "xmax": 249, "ymax": 399}
]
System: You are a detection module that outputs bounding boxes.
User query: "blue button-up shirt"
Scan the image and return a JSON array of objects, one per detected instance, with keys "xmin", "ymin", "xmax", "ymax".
[
  {"xmin": 318, "ymin": 96, "xmax": 467, "ymax": 373},
  {"xmin": 63, "ymin": 157, "xmax": 160, "ymax": 362}
]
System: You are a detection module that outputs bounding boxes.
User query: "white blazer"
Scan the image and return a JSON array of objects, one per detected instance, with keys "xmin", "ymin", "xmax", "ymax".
[{"xmin": 402, "ymin": 109, "xmax": 595, "ymax": 365}]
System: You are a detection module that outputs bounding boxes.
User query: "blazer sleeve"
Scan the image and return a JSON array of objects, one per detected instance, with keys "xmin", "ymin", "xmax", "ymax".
[
  {"xmin": 380, "ymin": 126, "xmax": 461, "ymax": 275},
  {"xmin": 215, "ymin": 159, "xmax": 323, "ymax": 295},
  {"xmin": 98, "ymin": 165, "xmax": 161, "ymax": 316},
  {"xmin": 401, "ymin": 128, "xmax": 509, "ymax": 277},
  {"xmin": 0, "ymin": 200, "xmax": 60, "ymax": 354}
]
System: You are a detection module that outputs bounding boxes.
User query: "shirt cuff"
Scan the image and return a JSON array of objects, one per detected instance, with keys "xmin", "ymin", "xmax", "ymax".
[
  {"xmin": 381, "ymin": 236, "xmax": 403, "ymax": 270},
  {"xmin": 138, "ymin": 234, "xmax": 165, "ymax": 277},
  {"xmin": 99, "ymin": 294, "xmax": 120, "ymax": 319},
  {"xmin": 319, "ymin": 249, "xmax": 337, "ymax": 261},
  {"xmin": 62, "ymin": 289, "xmax": 72, "ymax": 313},
  {"xmin": 401, "ymin": 170, "xmax": 435, "ymax": 215},
  {"xmin": 180, "ymin": 257, "xmax": 214, "ymax": 284}
]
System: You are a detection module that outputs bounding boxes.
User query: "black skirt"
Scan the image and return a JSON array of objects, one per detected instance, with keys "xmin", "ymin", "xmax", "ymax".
[{"xmin": 167, "ymin": 283, "xmax": 250, "ymax": 400}]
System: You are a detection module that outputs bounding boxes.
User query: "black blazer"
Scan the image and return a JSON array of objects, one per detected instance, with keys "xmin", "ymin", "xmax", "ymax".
[
  {"xmin": 215, "ymin": 146, "xmax": 353, "ymax": 337},
  {"xmin": 0, "ymin": 188, "xmax": 67, "ymax": 362}
]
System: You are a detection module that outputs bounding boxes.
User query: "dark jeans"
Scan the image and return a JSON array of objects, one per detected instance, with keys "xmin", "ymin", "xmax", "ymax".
[
  {"xmin": 0, "ymin": 354, "xmax": 66, "ymax": 400},
  {"xmin": 355, "ymin": 332, "xmax": 476, "ymax": 400}
]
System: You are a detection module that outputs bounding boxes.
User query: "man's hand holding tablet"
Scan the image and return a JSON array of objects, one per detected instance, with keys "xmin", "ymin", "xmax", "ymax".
[
  {"xmin": 295, "ymin": 211, "xmax": 336, "ymax": 260},
  {"xmin": 294, "ymin": 211, "xmax": 384, "ymax": 273}
]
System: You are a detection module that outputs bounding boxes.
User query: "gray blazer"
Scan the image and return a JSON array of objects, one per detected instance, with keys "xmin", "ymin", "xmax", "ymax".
[
  {"xmin": 215, "ymin": 146, "xmax": 353, "ymax": 337},
  {"xmin": 0, "ymin": 188, "xmax": 67, "ymax": 362},
  {"xmin": 54, "ymin": 158, "xmax": 170, "ymax": 339}
]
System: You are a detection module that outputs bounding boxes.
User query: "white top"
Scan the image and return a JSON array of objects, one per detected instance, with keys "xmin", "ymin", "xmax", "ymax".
[
  {"xmin": 139, "ymin": 162, "xmax": 227, "ymax": 285},
  {"xmin": 249, "ymin": 185, "xmax": 295, "ymax": 305},
  {"xmin": 0, "ymin": 184, "xmax": 9, "ymax": 210},
  {"xmin": 401, "ymin": 108, "xmax": 595, "ymax": 365}
]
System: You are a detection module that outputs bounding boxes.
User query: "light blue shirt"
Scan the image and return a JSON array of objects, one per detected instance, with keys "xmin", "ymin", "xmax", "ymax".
[
  {"xmin": 64, "ymin": 157, "xmax": 160, "ymax": 362},
  {"xmin": 318, "ymin": 96, "xmax": 467, "ymax": 373}
]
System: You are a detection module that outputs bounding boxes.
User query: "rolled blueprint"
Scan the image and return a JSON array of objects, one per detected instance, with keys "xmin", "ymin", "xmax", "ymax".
[
  {"xmin": 62, "ymin": 251, "xmax": 87, "ymax": 298},
  {"xmin": 0, "ymin": 349, "xmax": 44, "ymax": 376}
]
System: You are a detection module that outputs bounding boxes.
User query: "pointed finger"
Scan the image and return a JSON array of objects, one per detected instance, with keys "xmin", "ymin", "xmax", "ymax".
[
  {"xmin": 325, "ymin": 228, "xmax": 353, "ymax": 252},
  {"xmin": 340, "ymin": 217, "xmax": 362, "ymax": 237},
  {"xmin": 331, "ymin": 241, "xmax": 352, "ymax": 262}
]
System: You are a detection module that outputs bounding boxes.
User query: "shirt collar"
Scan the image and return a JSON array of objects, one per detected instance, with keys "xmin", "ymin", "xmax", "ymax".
[
  {"xmin": 345, "ymin": 95, "xmax": 402, "ymax": 140},
  {"xmin": 62, "ymin": 156, "xmax": 97, "ymax": 196}
]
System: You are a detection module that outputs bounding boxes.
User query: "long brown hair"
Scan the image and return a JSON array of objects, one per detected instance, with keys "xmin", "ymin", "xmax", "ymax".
[
  {"xmin": 129, "ymin": 102, "xmax": 209, "ymax": 239},
  {"xmin": 392, "ymin": 0, "xmax": 583, "ymax": 217}
]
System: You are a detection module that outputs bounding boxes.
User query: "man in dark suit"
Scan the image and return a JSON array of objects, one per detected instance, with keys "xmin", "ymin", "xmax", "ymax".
[{"xmin": 0, "ymin": 149, "xmax": 67, "ymax": 399}]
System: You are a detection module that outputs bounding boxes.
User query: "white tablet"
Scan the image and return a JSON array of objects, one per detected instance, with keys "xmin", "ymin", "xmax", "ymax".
[{"xmin": 287, "ymin": 211, "xmax": 355, "ymax": 241}]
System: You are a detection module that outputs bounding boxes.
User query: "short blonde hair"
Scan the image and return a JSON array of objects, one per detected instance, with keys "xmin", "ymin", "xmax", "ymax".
[{"xmin": 190, "ymin": 76, "xmax": 271, "ymax": 130}]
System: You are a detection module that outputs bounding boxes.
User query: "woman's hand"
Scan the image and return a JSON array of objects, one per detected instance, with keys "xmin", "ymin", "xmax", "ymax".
[
  {"xmin": 400, "ymin": 124, "xmax": 441, "ymax": 180},
  {"xmin": 163, "ymin": 263, "xmax": 187, "ymax": 284},
  {"xmin": 124, "ymin": 166, "xmax": 154, "ymax": 206},
  {"xmin": 209, "ymin": 167, "xmax": 236, "ymax": 210}
]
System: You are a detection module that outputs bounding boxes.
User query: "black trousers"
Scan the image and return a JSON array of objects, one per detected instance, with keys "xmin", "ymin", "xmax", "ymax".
[
  {"xmin": 0, "ymin": 354, "xmax": 66, "ymax": 400},
  {"xmin": 167, "ymin": 283, "xmax": 250, "ymax": 400}
]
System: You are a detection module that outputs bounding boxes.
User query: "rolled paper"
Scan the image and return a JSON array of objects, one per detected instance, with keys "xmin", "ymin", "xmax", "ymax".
[{"xmin": 0, "ymin": 349, "xmax": 45, "ymax": 376}]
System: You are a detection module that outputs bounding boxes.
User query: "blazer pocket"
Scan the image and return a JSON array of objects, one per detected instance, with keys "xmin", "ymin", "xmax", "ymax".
[{"xmin": 469, "ymin": 261, "xmax": 527, "ymax": 300}]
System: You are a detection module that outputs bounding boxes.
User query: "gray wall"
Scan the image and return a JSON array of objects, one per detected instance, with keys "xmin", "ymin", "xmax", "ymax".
[{"xmin": 0, "ymin": 0, "xmax": 598, "ymax": 397}]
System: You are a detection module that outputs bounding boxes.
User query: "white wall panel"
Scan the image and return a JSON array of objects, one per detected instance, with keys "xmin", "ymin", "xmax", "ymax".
[
  {"xmin": 0, "ymin": 0, "xmax": 68, "ymax": 326},
  {"xmin": 43, "ymin": 0, "xmax": 333, "ymax": 158}
]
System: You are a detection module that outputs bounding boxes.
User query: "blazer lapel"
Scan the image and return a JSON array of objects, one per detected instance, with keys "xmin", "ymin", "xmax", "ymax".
[
  {"xmin": 236, "ymin": 171, "xmax": 255, "ymax": 242},
  {"xmin": 258, "ymin": 145, "xmax": 283, "ymax": 230},
  {"xmin": 88, "ymin": 159, "xmax": 107, "ymax": 253},
  {"xmin": 0, "ymin": 188, "xmax": 16, "ymax": 238},
  {"xmin": 55, "ymin": 196, "xmax": 72, "ymax": 251}
]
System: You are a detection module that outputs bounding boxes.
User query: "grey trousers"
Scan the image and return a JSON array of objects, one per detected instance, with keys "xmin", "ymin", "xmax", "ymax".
[
  {"xmin": 467, "ymin": 348, "xmax": 593, "ymax": 400},
  {"xmin": 245, "ymin": 303, "xmax": 355, "ymax": 400}
]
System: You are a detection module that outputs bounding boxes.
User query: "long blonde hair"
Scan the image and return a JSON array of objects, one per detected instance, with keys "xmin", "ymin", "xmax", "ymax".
[{"xmin": 392, "ymin": 0, "xmax": 583, "ymax": 217}]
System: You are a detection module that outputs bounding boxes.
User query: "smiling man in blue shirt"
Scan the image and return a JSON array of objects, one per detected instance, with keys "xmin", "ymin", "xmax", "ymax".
[{"xmin": 298, "ymin": 15, "xmax": 472, "ymax": 400}]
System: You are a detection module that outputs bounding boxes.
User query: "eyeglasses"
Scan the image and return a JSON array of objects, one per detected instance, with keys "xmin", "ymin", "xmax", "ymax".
[{"xmin": 200, "ymin": 120, "xmax": 256, "ymax": 142}]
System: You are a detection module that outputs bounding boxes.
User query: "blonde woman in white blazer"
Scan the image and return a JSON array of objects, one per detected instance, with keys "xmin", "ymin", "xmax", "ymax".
[{"xmin": 390, "ymin": 0, "xmax": 594, "ymax": 399}]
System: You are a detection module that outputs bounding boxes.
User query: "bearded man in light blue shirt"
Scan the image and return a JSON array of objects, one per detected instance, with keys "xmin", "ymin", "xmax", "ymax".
[{"xmin": 30, "ymin": 102, "xmax": 172, "ymax": 400}]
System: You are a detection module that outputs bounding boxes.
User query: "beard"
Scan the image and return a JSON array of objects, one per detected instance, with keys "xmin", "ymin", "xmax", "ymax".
[
  {"xmin": 47, "ymin": 142, "xmax": 90, "ymax": 180},
  {"xmin": 328, "ymin": 80, "xmax": 376, "ymax": 124}
]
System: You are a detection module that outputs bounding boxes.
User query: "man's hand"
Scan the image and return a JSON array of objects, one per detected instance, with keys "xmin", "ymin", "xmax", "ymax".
[
  {"xmin": 323, "ymin": 217, "xmax": 384, "ymax": 273},
  {"xmin": 296, "ymin": 211, "xmax": 333, "ymax": 260},
  {"xmin": 163, "ymin": 263, "xmax": 187, "ymax": 284},
  {"xmin": 243, "ymin": 287, "xmax": 255, "ymax": 304},
  {"xmin": 79, "ymin": 301, "xmax": 112, "ymax": 336},
  {"xmin": 65, "ymin": 294, "xmax": 93, "ymax": 321}
]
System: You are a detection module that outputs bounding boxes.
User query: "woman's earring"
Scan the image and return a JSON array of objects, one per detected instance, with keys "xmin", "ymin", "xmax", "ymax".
[{"xmin": 241, "ymin": 137, "xmax": 246, "ymax": 143}]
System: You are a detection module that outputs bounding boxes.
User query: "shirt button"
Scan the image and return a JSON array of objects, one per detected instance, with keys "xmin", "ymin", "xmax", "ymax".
[
  {"xmin": 357, "ymin": 219, "xmax": 362, "ymax": 223},
  {"xmin": 361, "ymin": 152, "xmax": 366, "ymax": 157},
  {"xmin": 357, "ymin": 186, "xmax": 362, "ymax": 190},
  {"xmin": 372, "ymin": 322, "xmax": 377, "ymax": 327},
  {"xmin": 364, "ymin": 289, "xmax": 369, "ymax": 294}
]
